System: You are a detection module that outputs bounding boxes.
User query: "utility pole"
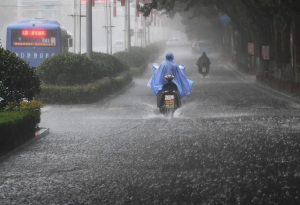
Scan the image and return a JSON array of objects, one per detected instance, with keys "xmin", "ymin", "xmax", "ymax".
[
  {"xmin": 105, "ymin": 0, "xmax": 109, "ymax": 54},
  {"xmin": 104, "ymin": 0, "xmax": 113, "ymax": 54},
  {"xmin": 73, "ymin": 0, "xmax": 77, "ymax": 53},
  {"xmin": 86, "ymin": 0, "xmax": 92, "ymax": 59},
  {"xmin": 124, "ymin": 0, "xmax": 127, "ymax": 51},
  {"xmin": 109, "ymin": 1, "xmax": 112, "ymax": 54},
  {"xmin": 127, "ymin": 0, "xmax": 131, "ymax": 51},
  {"xmin": 78, "ymin": 0, "xmax": 81, "ymax": 54},
  {"xmin": 143, "ymin": 17, "xmax": 146, "ymax": 47},
  {"xmin": 147, "ymin": 16, "xmax": 150, "ymax": 45}
]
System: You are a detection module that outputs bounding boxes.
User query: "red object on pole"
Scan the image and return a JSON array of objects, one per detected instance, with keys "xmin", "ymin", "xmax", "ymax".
[
  {"xmin": 154, "ymin": 13, "xmax": 156, "ymax": 26},
  {"xmin": 136, "ymin": 0, "xmax": 139, "ymax": 17},
  {"xmin": 121, "ymin": 0, "xmax": 125, "ymax": 6},
  {"xmin": 82, "ymin": 0, "xmax": 95, "ymax": 7},
  {"xmin": 262, "ymin": 46, "xmax": 270, "ymax": 60},
  {"xmin": 113, "ymin": 0, "xmax": 116, "ymax": 17},
  {"xmin": 151, "ymin": 12, "xmax": 153, "ymax": 22},
  {"xmin": 248, "ymin": 43, "xmax": 254, "ymax": 55}
]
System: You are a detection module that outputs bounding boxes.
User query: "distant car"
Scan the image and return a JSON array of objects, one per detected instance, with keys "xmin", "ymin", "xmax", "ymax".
[
  {"xmin": 113, "ymin": 40, "xmax": 124, "ymax": 53},
  {"xmin": 166, "ymin": 38, "xmax": 180, "ymax": 46},
  {"xmin": 191, "ymin": 41, "xmax": 199, "ymax": 53}
]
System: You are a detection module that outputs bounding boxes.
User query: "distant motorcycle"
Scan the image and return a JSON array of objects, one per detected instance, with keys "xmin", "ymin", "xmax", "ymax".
[
  {"xmin": 197, "ymin": 62, "xmax": 209, "ymax": 77},
  {"xmin": 152, "ymin": 64, "xmax": 185, "ymax": 114}
]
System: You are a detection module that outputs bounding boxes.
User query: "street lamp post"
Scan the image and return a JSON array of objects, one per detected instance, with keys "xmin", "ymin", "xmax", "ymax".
[
  {"xmin": 127, "ymin": 0, "xmax": 131, "ymax": 51},
  {"xmin": 86, "ymin": 0, "xmax": 92, "ymax": 59},
  {"xmin": 78, "ymin": 0, "xmax": 81, "ymax": 54}
]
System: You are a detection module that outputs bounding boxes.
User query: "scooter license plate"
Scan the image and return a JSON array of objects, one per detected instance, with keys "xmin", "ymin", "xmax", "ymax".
[
  {"xmin": 165, "ymin": 95, "xmax": 175, "ymax": 108},
  {"xmin": 165, "ymin": 95, "xmax": 175, "ymax": 100},
  {"xmin": 202, "ymin": 67, "xmax": 207, "ymax": 72}
]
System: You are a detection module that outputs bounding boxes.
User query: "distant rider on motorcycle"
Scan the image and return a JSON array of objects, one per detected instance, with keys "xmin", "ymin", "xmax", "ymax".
[
  {"xmin": 147, "ymin": 52, "xmax": 193, "ymax": 107},
  {"xmin": 196, "ymin": 52, "xmax": 211, "ymax": 74}
]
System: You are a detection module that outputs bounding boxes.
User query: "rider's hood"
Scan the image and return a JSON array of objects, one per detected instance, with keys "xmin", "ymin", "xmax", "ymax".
[
  {"xmin": 165, "ymin": 52, "xmax": 174, "ymax": 61},
  {"xmin": 147, "ymin": 52, "xmax": 193, "ymax": 98}
]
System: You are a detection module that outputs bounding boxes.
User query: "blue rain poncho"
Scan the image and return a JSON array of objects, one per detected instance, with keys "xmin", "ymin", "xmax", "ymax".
[{"xmin": 147, "ymin": 52, "xmax": 193, "ymax": 98}]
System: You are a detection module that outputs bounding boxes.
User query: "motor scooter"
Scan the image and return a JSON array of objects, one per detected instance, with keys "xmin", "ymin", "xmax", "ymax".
[
  {"xmin": 197, "ymin": 62, "xmax": 209, "ymax": 77},
  {"xmin": 152, "ymin": 64, "xmax": 185, "ymax": 114}
]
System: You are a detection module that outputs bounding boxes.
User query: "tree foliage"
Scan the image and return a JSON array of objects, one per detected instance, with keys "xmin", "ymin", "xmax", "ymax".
[
  {"xmin": 139, "ymin": 0, "xmax": 300, "ymax": 31},
  {"xmin": 0, "ymin": 47, "xmax": 40, "ymax": 110}
]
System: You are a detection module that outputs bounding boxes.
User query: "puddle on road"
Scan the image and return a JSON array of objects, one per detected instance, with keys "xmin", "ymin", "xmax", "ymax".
[
  {"xmin": 289, "ymin": 102, "xmax": 300, "ymax": 109},
  {"xmin": 143, "ymin": 102, "xmax": 196, "ymax": 120},
  {"xmin": 142, "ymin": 103, "xmax": 166, "ymax": 119},
  {"xmin": 142, "ymin": 101, "xmax": 252, "ymax": 120}
]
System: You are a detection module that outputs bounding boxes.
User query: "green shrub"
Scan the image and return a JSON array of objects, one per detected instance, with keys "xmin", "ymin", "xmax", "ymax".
[
  {"xmin": 113, "ymin": 51, "xmax": 145, "ymax": 68},
  {"xmin": 0, "ymin": 47, "xmax": 40, "ymax": 110},
  {"xmin": 88, "ymin": 52, "xmax": 130, "ymax": 77},
  {"xmin": 146, "ymin": 40, "xmax": 167, "ymax": 57},
  {"xmin": 36, "ymin": 53, "xmax": 104, "ymax": 86},
  {"xmin": 36, "ymin": 71, "xmax": 132, "ymax": 104},
  {"xmin": 0, "ymin": 110, "xmax": 37, "ymax": 155},
  {"xmin": 130, "ymin": 63, "xmax": 149, "ymax": 76},
  {"xmin": 130, "ymin": 46, "xmax": 150, "ymax": 62}
]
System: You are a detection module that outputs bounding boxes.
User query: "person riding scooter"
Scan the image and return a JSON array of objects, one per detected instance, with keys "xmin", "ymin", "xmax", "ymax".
[
  {"xmin": 147, "ymin": 52, "xmax": 193, "ymax": 107},
  {"xmin": 196, "ymin": 52, "xmax": 211, "ymax": 75}
]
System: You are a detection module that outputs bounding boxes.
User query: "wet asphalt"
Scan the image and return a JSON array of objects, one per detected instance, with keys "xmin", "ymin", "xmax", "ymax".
[{"xmin": 0, "ymin": 47, "xmax": 300, "ymax": 204}]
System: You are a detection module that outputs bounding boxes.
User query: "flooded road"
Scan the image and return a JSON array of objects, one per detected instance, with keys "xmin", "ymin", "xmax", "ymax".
[{"xmin": 1, "ymin": 47, "xmax": 300, "ymax": 204}]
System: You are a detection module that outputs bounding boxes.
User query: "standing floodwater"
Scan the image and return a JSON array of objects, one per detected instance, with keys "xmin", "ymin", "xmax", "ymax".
[{"xmin": 1, "ymin": 47, "xmax": 300, "ymax": 204}]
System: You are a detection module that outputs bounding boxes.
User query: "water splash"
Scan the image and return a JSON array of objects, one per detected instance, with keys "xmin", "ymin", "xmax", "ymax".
[{"xmin": 143, "ymin": 103, "xmax": 166, "ymax": 119}]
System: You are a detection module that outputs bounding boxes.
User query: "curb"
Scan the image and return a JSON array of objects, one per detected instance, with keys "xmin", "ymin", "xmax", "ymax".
[
  {"xmin": 98, "ymin": 81, "xmax": 135, "ymax": 104},
  {"xmin": 0, "ymin": 128, "xmax": 50, "ymax": 162},
  {"xmin": 254, "ymin": 82, "xmax": 300, "ymax": 104},
  {"xmin": 225, "ymin": 61, "xmax": 300, "ymax": 104},
  {"xmin": 224, "ymin": 63, "xmax": 255, "ymax": 79}
]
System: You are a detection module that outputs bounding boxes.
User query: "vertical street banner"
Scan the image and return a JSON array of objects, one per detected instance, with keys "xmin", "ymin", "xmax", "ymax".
[
  {"xmin": 262, "ymin": 46, "xmax": 270, "ymax": 60},
  {"xmin": 248, "ymin": 43, "xmax": 254, "ymax": 55},
  {"xmin": 121, "ymin": 0, "xmax": 125, "ymax": 6},
  {"xmin": 154, "ymin": 11, "xmax": 156, "ymax": 26}
]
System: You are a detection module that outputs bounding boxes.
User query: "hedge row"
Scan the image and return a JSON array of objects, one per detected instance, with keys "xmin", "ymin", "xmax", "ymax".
[
  {"xmin": 36, "ymin": 43, "xmax": 166, "ymax": 104},
  {"xmin": 113, "ymin": 45, "xmax": 163, "ymax": 69},
  {"xmin": 89, "ymin": 52, "xmax": 130, "ymax": 77},
  {"xmin": 37, "ymin": 52, "xmax": 130, "ymax": 86},
  {"xmin": 113, "ymin": 43, "xmax": 166, "ymax": 76},
  {"xmin": 36, "ymin": 71, "xmax": 132, "ymax": 104},
  {"xmin": 130, "ymin": 63, "xmax": 149, "ymax": 76},
  {"xmin": 0, "ymin": 110, "xmax": 38, "ymax": 156}
]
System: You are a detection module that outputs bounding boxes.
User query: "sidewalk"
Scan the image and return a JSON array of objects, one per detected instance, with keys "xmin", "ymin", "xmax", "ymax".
[{"xmin": 226, "ymin": 60, "xmax": 300, "ymax": 103}]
